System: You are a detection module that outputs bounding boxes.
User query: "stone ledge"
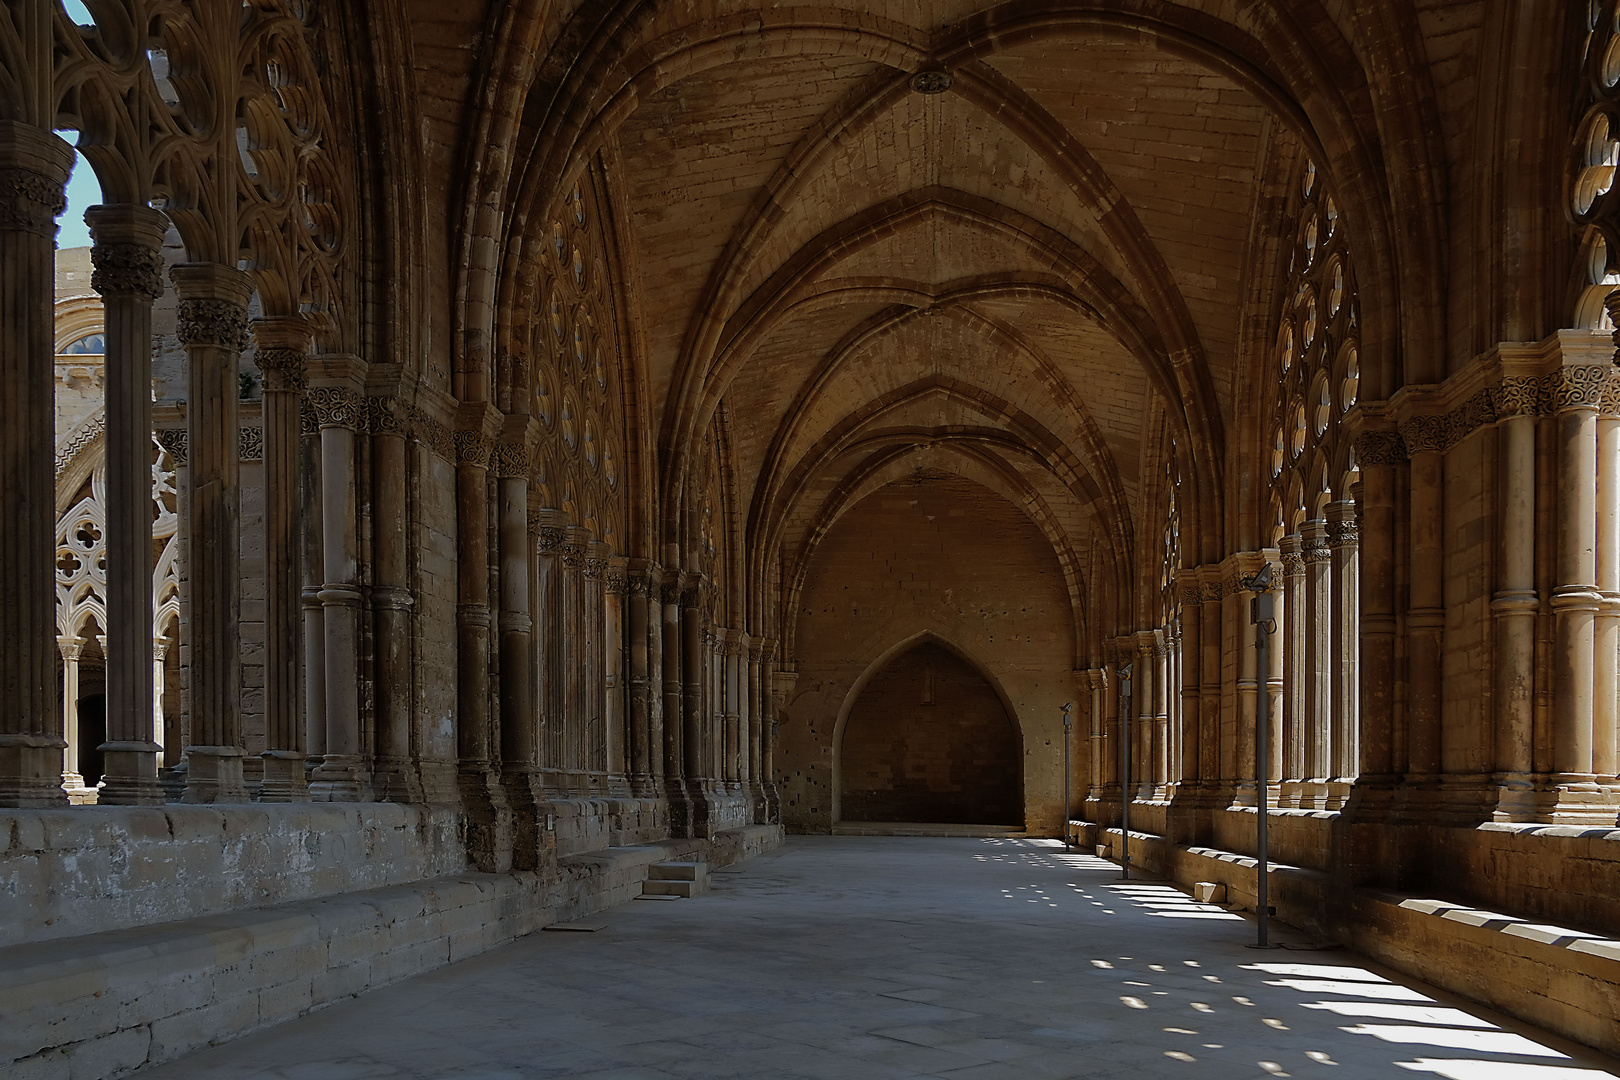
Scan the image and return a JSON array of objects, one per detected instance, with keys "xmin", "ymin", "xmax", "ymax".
[
  {"xmin": 1, "ymin": 827, "xmax": 783, "ymax": 1080},
  {"xmin": 1075, "ymin": 821, "xmax": 1620, "ymax": 1058}
]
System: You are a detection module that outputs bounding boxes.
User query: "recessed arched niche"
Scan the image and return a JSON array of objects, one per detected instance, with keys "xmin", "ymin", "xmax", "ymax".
[{"xmin": 838, "ymin": 641, "xmax": 1023, "ymax": 826}]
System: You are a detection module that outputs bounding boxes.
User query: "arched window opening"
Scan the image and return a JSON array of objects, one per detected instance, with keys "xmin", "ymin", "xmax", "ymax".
[
  {"xmin": 1266, "ymin": 159, "xmax": 1362, "ymax": 810},
  {"xmin": 1573, "ymin": 3, "xmax": 1620, "ymax": 328}
]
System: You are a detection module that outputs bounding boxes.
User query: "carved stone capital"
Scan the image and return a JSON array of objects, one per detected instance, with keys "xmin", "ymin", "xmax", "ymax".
[
  {"xmin": 308, "ymin": 386, "xmax": 362, "ymax": 429},
  {"xmin": 1280, "ymin": 550, "xmax": 1305, "ymax": 575},
  {"xmin": 583, "ymin": 557, "xmax": 606, "ymax": 581},
  {"xmin": 1327, "ymin": 519, "xmax": 1359, "ymax": 549},
  {"xmin": 255, "ymin": 348, "xmax": 308, "ymax": 393},
  {"xmin": 1302, "ymin": 535, "xmax": 1332, "ymax": 563},
  {"xmin": 1544, "ymin": 365, "xmax": 1614, "ymax": 414},
  {"xmin": 605, "ymin": 568, "xmax": 628, "ymax": 594},
  {"xmin": 1492, "ymin": 376, "xmax": 1544, "ymax": 419},
  {"xmin": 91, "ymin": 241, "xmax": 164, "ymax": 300},
  {"xmin": 1352, "ymin": 429, "xmax": 1405, "ymax": 466},
  {"xmin": 366, "ymin": 396, "xmax": 406, "ymax": 436},
  {"xmin": 177, "ymin": 298, "xmax": 251, "ymax": 351},
  {"xmin": 535, "ymin": 526, "xmax": 566, "ymax": 554},
  {"xmin": 1399, "ymin": 414, "xmax": 1449, "ymax": 455},
  {"xmin": 454, "ymin": 430, "xmax": 494, "ymax": 468},
  {"xmin": 410, "ymin": 407, "xmax": 453, "ymax": 460},
  {"xmin": 1179, "ymin": 584, "xmax": 1202, "ymax": 608},
  {"xmin": 0, "ymin": 166, "xmax": 66, "ymax": 235},
  {"xmin": 1201, "ymin": 579, "xmax": 1224, "ymax": 603},
  {"xmin": 660, "ymin": 581, "xmax": 683, "ymax": 606},
  {"xmin": 494, "ymin": 441, "xmax": 531, "ymax": 477}
]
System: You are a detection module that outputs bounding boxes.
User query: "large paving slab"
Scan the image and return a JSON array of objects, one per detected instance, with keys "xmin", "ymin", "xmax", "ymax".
[{"xmin": 137, "ymin": 837, "xmax": 1620, "ymax": 1080}]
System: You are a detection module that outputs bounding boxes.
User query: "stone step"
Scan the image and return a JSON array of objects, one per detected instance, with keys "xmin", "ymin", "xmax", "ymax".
[{"xmin": 642, "ymin": 861, "xmax": 709, "ymax": 898}]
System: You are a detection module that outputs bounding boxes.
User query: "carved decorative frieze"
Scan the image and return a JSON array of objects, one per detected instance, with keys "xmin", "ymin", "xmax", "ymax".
[
  {"xmin": 307, "ymin": 386, "xmax": 361, "ymax": 429},
  {"xmin": 0, "ymin": 167, "xmax": 66, "ymax": 234},
  {"xmin": 409, "ymin": 408, "xmax": 453, "ymax": 460},
  {"xmin": 91, "ymin": 242, "xmax": 164, "ymax": 300},
  {"xmin": 605, "ymin": 568, "xmax": 627, "ymax": 594},
  {"xmin": 1179, "ymin": 584, "xmax": 1202, "ymax": 608},
  {"xmin": 177, "ymin": 298, "xmax": 251, "ymax": 351},
  {"xmin": 239, "ymin": 425, "xmax": 263, "ymax": 461},
  {"xmin": 56, "ymin": 414, "xmax": 106, "ymax": 476},
  {"xmin": 680, "ymin": 587, "xmax": 702, "ymax": 609},
  {"xmin": 1302, "ymin": 536, "xmax": 1332, "ymax": 564},
  {"xmin": 255, "ymin": 348, "xmax": 308, "ymax": 393},
  {"xmin": 154, "ymin": 427, "xmax": 188, "ymax": 465},
  {"xmin": 1201, "ymin": 580, "xmax": 1224, "ymax": 603}
]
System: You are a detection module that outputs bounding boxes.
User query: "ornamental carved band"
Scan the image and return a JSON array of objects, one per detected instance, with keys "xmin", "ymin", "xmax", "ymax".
[
  {"xmin": 177, "ymin": 299, "xmax": 251, "ymax": 352},
  {"xmin": 308, "ymin": 386, "xmax": 362, "ymax": 429},
  {"xmin": 660, "ymin": 582, "xmax": 683, "ymax": 605},
  {"xmin": 1201, "ymin": 580, "xmax": 1224, "ymax": 603},
  {"xmin": 91, "ymin": 242, "xmax": 165, "ymax": 301},
  {"xmin": 0, "ymin": 168, "xmax": 66, "ymax": 234},
  {"xmin": 583, "ymin": 558, "xmax": 606, "ymax": 581},
  {"xmin": 1179, "ymin": 585, "xmax": 1202, "ymax": 608},
  {"xmin": 605, "ymin": 570, "xmax": 628, "ymax": 594},
  {"xmin": 1280, "ymin": 551, "xmax": 1305, "ymax": 575},
  {"xmin": 1302, "ymin": 537, "xmax": 1332, "ymax": 563},
  {"xmin": 1544, "ymin": 365, "xmax": 1615, "ymax": 413},
  {"xmin": 535, "ymin": 526, "xmax": 566, "ymax": 554},
  {"xmin": 1327, "ymin": 520, "xmax": 1359, "ymax": 549},
  {"xmin": 255, "ymin": 348, "xmax": 308, "ymax": 393}
]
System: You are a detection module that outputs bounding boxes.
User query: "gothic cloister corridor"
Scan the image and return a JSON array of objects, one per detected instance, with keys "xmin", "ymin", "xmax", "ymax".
[
  {"xmin": 135, "ymin": 838, "xmax": 1620, "ymax": 1080},
  {"xmin": 10, "ymin": 0, "xmax": 1620, "ymax": 1075}
]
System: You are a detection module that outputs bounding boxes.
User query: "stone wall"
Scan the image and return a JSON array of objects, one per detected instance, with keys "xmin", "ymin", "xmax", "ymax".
[
  {"xmin": 781, "ymin": 472, "xmax": 1080, "ymax": 834},
  {"xmin": 840, "ymin": 641, "xmax": 1022, "ymax": 824}
]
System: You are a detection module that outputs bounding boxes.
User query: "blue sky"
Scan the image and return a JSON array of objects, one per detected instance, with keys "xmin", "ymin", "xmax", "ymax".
[{"xmin": 57, "ymin": 0, "xmax": 102, "ymax": 250}]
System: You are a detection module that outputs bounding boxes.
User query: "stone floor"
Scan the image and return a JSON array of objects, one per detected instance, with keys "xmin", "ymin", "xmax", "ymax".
[{"xmin": 139, "ymin": 837, "xmax": 1620, "ymax": 1080}]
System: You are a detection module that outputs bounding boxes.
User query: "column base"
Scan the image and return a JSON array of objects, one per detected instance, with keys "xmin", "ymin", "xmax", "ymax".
[
  {"xmin": 258, "ymin": 750, "xmax": 311, "ymax": 802},
  {"xmin": 97, "ymin": 741, "xmax": 166, "ymax": 805},
  {"xmin": 458, "ymin": 764, "xmax": 514, "ymax": 872},
  {"xmin": 1525, "ymin": 774, "xmax": 1620, "ymax": 824},
  {"xmin": 181, "ymin": 745, "xmax": 250, "ymax": 803},
  {"xmin": 1337, "ymin": 773, "xmax": 1400, "ymax": 823},
  {"xmin": 309, "ymin": 754, "xmax": 371, "ymax": 802},
  {"xmin": 501, "ymin": 766, "xmax": 551, "ymax": 872},
  {"xmin": 0, "ymin": 733, "xmax": 71, "ymax": 807},
  {"xmin": 372, "ymin": 755, "xmax": 426, "ymax": 804}
]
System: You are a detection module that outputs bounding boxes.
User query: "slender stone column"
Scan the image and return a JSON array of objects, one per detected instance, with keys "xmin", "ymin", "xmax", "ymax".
[
  {"xmin": 646, "ymin": 566, "xmax": 665, "ymax": 788},
  {"xmin": 1153, "ymin": 630, "xmax": 1169, "ymax": 797},
  {"xmin": 1548, "ymin": 366, "xmax": 1606, "ymax": 806},
  {"xmin": 171, "ymin": 262, "xmax": 254, "ymax": 803},
  {"xmin": 626, "ymin": 561, "xmax": 652, "ymax": 793},
  {"xmin": 498, "ymin": 440, "xmax": 543, "ymax": 867},
  {"xmin": 585, "ymin": 541, "xmax": 611, "ymax": 781},
  {"xmin": 604, "ymin": 556, "xmax": 629, "ymax": 792},
  {"xmin": 1490, "ymin": 395, "xmax": 1539, "ymax": 808},
  {"xmin": 309, "ymin": 379, "xmax": 368, "ymax": 799},
  {"xmin": 761, "ymin": 640, "xmax": 782, "ymax": 820},
  {"xmin": 723, "ymin": 630, "xmax": 742, "ymax": 784},
  {"xmin": 1351, "ymin": 430, "xmax": 1403, "ymax": 815},
  {"xmin": 1134, "ymin": 630, "xmax": 1156, "ymax": 800},
  {"xmin": 1597, "ymin": 402, "xmax": 1620, "ymax": 782},
  {"xmin": 661, "ymin": 579, "xmax": 684, "ymax": 782},
  {"xmin": 0, "ymin": 124, "xmax": 73, "ymax": 806},
  {"xmin": 683, "ymin": 586, "xmax": 704, "ymax": 781},
  {"xmin": 369, "ymin": 398, "xmax": 418, "ymax": 800},
  {"xmin": 1088, "ymin": 669, "xmax": 1105, "ymax": 800},
  {"xmin": 251, "ymin": 317, "xmax": 313, "ymax": 802},
  {"xmin": 1279, "ymin": 537, "xmax": 1306, "ymax": 800},
  {"xmin": 1199, "ymin": 576, "xmax": 1223, "ymax": 800},
  {"xmin": 1403, "ymin": 426, "xmax": 1446, "ymax": 799},
  {"xmin": 747, "ymin": 638, "xmax": 764, "ymax": 810},
  {"xmin": 535, "ymin": 517, "xmax": 567, "ymax": 792},
  {"xmin": 1301, "ymin": 520, "xmax": 1332, "ymax": 799},
  {"xmin": 86, "ymin": 206, "xmax": 169, "ymax": 804},
  {"xmin": 59, "ymin": 638, "xmax": 86, "ymax": 793},
  {"xmin": 1327, "ymin": 500, "xmax": 1360, "ymax": 802},
  {"xmin": 301, "ymin": 410, "xmax": 327, "ymax": 770},
  {"xmin": 1177, "ymin": 586, "xmax": 1201, "ymax": 792}
]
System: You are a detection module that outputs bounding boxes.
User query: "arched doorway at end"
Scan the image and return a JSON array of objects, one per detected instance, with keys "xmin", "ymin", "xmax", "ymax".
[{"xmin": 837, "ymin": 640, "xmax": 1023, "ymax": 827}]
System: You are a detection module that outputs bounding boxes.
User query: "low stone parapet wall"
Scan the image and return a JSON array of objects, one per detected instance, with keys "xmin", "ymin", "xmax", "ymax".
[
  {"xmin": 0, "ymin": 824, "xmax": 782, "ymax": 1080},
  {"xmin": 0, "ymin": 805, "xmax": 466, "ymax": 950}
]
